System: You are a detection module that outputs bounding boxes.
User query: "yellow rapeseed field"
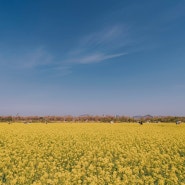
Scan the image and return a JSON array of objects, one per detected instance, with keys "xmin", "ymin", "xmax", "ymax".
[{"xmin": 0, "ymin": 123, "xmax": 185, "ymax": 185}]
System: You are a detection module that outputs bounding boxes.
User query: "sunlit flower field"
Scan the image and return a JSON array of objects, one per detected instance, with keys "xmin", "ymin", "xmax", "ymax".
[{"xmin": 0, "ymin": 123, "xmax": 185, "ymax": 185}]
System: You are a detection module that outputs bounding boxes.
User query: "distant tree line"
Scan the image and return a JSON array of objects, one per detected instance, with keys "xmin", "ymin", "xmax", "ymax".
[{"xmin": 0, "ymin": 115, "xmax": 184, "ymax": 123}]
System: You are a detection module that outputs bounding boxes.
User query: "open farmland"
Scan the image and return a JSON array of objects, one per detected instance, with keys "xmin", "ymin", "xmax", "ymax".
[{"xmin": 0, "ymin": 123, "xmax": 185, "ymax": 185}]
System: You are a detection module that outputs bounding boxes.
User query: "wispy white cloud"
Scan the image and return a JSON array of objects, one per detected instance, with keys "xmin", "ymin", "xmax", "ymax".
[
  {"xmin": 13, "ymin": 47, "xmax": 54, "ymax": 69},
  {"xmin": 79, "ymin": 24, "xmax": 129, "ymax": 50},
  {"xmin": 80, "ymin": 24, "xmax": 128, "ymax": 48},
  {"xmin": 0, "ymin": 24, "xmax": 130, "ymax": 74},
  {"xmin": 21, "ymin": 47, "xmax": 53, "ymax": 68},
  {"xmin": 0, "ymin": 47, "xmax": 53, "ymax": 69},
  {"xmin": 64, "ymin": 24, "xmax": 129, "ymax": 65},
  {"xmin": 0, "ymin": 46, "xmax": 73, "ymax": 76},
  {"xmin": 67, "ymin": 52, "xmax": 127, "ymax": 64}
]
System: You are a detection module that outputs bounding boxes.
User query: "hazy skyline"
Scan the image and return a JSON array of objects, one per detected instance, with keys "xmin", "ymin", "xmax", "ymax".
[{"xmin": 0, "ymin": 0, "xmax": 185, "ymax": 116}]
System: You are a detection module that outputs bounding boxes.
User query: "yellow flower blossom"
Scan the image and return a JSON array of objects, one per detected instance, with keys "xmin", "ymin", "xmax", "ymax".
[{"xmin": 0, "ymin": 122, "xmax": 184, "ymax": 184}]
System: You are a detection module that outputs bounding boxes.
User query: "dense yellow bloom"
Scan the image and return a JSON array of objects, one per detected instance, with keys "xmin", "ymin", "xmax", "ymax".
[{"xmin": 0, "ymin": 122, "xmax": 185, "ymax": 184}]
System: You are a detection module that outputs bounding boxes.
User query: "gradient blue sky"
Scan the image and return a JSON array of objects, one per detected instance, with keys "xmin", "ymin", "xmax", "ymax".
[{"xmin": 0, "ymin": 0, "xmax": 185, "ymax": 116}]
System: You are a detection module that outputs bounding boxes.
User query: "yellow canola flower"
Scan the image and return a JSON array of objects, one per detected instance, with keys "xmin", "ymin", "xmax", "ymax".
[{"xmin": 0, "ymin": 122, "xmax": 184, "ymax": 184}]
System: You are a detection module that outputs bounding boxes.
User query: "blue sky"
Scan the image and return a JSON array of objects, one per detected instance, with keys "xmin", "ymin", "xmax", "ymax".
[{"xmin": 0, "ymin": 0, "xmax": 185, "ymax": 116}]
